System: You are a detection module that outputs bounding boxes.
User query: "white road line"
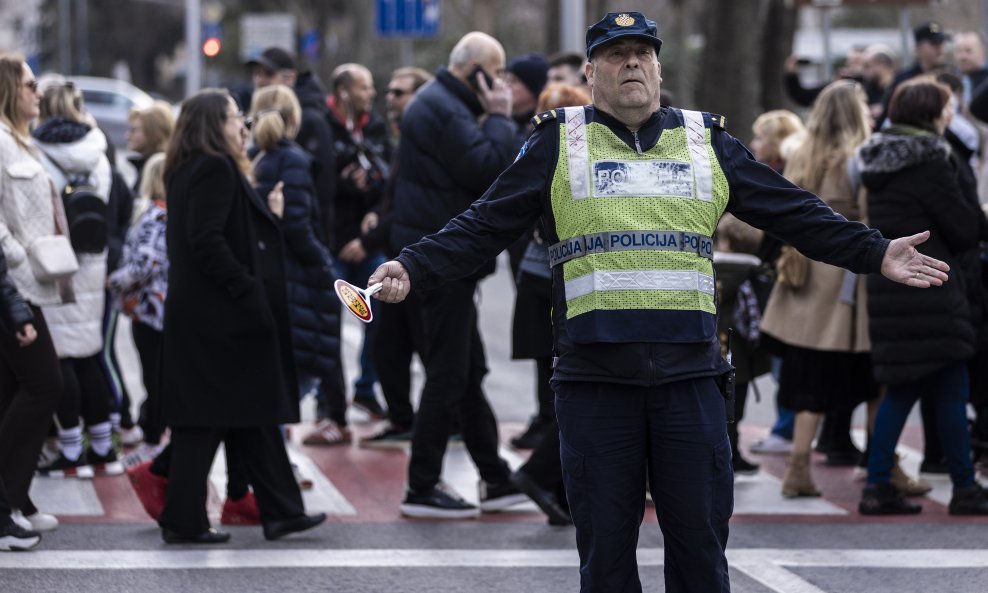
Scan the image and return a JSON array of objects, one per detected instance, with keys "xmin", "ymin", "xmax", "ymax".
[
  {"xmin": 1, "ymin": 548, "xmax": 985, "ymax": 572},
  {"xmin": 286, "ymin": 445, "xmax": 357, "ymax": 516},
  {"xmin": 730, "ymin": 557, "xmax": 829, "ymax": 593},
  {"xmin": 28, "ymin": 476, "xmax": 104, "ymax": 516},
  {"xmin": 733, "ymin": 473, "xmax": 848, "ymax": 515},
  {"xmin": 207, "ymin": 443, "xmax": 357, "ymax": 516}
]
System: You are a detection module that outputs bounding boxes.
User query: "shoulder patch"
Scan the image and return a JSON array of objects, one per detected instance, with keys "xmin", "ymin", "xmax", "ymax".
[
  {"xmin": 531, "ymin": 109, "xmax": 558, "ymax": 128},
  {"xmin": 708, "ymin": 113, "xmax": 727, "ymax": 130}
]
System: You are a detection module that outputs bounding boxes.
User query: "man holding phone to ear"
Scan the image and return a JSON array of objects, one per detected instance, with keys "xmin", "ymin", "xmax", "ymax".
[{"xmin": 389, "ymin": 31, "xmax": 528, "ymax": 518}]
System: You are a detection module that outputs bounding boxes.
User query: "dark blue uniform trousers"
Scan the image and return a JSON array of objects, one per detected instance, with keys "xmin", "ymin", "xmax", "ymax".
[{"xmin": 555, "ymin": 377, "xmax": 733, "ymax": 593}]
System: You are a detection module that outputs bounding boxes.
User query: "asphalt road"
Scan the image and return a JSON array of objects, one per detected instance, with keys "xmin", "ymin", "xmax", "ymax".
[{"xmin": 11, "ymin": 255, "xmax": 987, "ymax": 593}]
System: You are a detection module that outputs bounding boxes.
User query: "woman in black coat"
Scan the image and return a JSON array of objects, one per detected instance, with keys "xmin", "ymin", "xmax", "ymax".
[
  {"xmin": 156, "ymin": 89, "xmax": 324, "ymax": 543},
  {"xmin": 249, "ymin": 85, "xmax": 344, "ymax": 442},
  {"xmin": 858, "ymin": 78, "xmax": 988, "ymax": 516}
]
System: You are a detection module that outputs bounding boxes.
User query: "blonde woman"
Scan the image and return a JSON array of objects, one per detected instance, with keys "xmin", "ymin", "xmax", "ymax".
[
  {"xmin": 32, "ymin": 80, "xmax": 119, "ymax": 478},
  {"xmin": 749, "ymin": 109, "xmax": 805, "ymax": 174},
  {"xmin": 108, "ymin": 153, "xmax": 168, "ymax": 456},
  {"xmin": 760, "ymin": 82, "xmax": 899, "ymax": 497},
  {"xmin": 0, "ymin": 53, "xmax": 65, "ymax": 533},
  {"xmin": 250, "ymin": 84, "xmax": 343, "ymax": 445},
  {"xmin": 127, "ymin": 100, "xmax": 174, "ymax": 192},
  {"xmin": 748, "ymin": 109, "xmax": 806, "ymax": 457}
]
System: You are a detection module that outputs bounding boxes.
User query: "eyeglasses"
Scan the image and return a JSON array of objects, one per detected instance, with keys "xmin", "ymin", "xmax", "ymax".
[
  {"xmin": 386, "ymin": 88, "xmax": 409, "ymax": 98},
  {"xmin": 23, "ymin": 79, "xmax": 37, "ymax": 92},
  {"xmin": 227, "ymin": 111, "xmax": 253, "ymax": 130}
]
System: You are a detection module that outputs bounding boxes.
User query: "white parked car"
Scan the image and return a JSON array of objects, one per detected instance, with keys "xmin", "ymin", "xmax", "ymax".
[{"xmin": 67, "ymin": 76, "xmax": 155, "ymax": 151}]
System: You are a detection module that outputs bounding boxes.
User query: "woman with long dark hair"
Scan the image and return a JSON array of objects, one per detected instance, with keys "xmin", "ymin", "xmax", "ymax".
[{"xmin": 156, "ymin": 88, "xmax": 324, "ymax": 543}]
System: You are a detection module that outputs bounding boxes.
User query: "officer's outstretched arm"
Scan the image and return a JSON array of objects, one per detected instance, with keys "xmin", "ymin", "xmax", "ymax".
[{"xmin": 368, "ymin": 260, "xmax": 410, "ymax": 303}]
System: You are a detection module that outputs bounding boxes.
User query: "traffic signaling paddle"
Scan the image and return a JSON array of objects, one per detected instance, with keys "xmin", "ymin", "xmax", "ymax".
[{"xmin": 334, "ymin": 279, "xmax": 383, "ymax": 323}]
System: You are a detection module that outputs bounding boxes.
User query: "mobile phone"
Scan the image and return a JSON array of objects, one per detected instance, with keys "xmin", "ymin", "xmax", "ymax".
[{"xmin": 468, "ymin": 64, "xmax": 494, "ymax": 92}]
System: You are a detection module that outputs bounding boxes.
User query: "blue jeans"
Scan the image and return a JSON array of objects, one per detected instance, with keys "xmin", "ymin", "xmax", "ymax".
[
  {"xmin": 555, "ymin": 377, "xmax": 733, "ymax": 593},
  {"xmin": 769, "ymin": 356, "xmax": 794, "ymax": 440},
  {"xmin": 334, "ymin": 254, "xmax": 386, "ymax": 397},
  {"xmin": 867, "ymin": 361, "xmax": 975, "ymax": 487}
]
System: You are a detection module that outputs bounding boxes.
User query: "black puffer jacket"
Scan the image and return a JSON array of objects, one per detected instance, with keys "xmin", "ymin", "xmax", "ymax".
[
  {"xmin": 294, "ymin": 72, "xmax": 337, "ymax": 251},
  {"xmin": 859, "ymin": 127, "xmax": 984, "ymax": 384},
  {"xmin": 0, "ymin": 246, "xmax": 33, "ymax": 333},
  {"xmin": 391, "ymin": 68, "xmax": 517, "ymax": 280},
  {"xmin": 254, "ymin": 139, "xmax": 341, "ymax": 378}
]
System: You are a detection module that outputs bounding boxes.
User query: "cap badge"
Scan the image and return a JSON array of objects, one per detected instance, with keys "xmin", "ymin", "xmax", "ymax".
[
  {"xmin": 930, "ymin": 23, "xmax": 941, "ymax": 33},
  {"xmin": 615, "ymin": 14, "xmax": 635, "ymax": 27}
]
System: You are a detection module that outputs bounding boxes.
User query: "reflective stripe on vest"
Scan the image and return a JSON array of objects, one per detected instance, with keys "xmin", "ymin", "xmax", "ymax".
[
  {"xmin": 548, "ymin": 230, "xmax": 714, "ymax": 267},
  {"xmin": 682, "ymin": 109, "xmax": 714, "ymax": 202},
  {"xmin": 549, "ymin": 107, "xmax": 730, "ymax": 331},
  {"xmin": 564, "ymin": 107, "xmax": 591, "ymax": 201},
  {"xmin": 565, "ymin": 270, "xmax": 716, "ymax": 300}
]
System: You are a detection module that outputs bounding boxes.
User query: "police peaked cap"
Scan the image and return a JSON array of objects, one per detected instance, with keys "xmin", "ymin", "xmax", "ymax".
[{"xmin": 586, "ymin": 12, "xmax": 663, "ymax": 59}]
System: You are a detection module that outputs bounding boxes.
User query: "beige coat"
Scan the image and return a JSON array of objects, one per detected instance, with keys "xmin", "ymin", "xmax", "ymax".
[
  {"xmin": 760, "ymin": 157, "xmax": 871, "ymax": 353},
  {"xmin": 0, "ymin": 123, "xmax": 62, "ymax": 307}
]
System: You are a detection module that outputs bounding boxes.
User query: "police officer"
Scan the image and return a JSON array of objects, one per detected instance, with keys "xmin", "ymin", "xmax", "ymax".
[{"xmin": 369, "ymin": 12, "xmax": 949, "ymax": 593}]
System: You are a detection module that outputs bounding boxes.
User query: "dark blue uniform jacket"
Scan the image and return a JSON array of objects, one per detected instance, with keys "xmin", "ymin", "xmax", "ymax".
[{"xmin": 396, "ymin": 106, "xmax": 890, "ymax": 386}]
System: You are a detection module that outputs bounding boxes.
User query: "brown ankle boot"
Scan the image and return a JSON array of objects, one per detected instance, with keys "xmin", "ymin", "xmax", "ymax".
[
  {"xmin": 890, "ymin": 456, "xmax": 932, "ymax": 497},
  {"xmin": 781, "ymin": 453, "xmax": 821, "ymax": 498}
]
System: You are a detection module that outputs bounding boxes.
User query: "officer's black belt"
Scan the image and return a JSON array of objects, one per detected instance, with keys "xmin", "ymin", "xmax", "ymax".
[{"xmin": 548, "ymin": 230, "xmax": 714, "ymax": 267}]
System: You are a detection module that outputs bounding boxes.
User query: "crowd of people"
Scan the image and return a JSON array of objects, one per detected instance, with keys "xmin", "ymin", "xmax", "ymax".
[{"xmin": 0, "ymin": 13, "xmax": 985, "ymax": 593}]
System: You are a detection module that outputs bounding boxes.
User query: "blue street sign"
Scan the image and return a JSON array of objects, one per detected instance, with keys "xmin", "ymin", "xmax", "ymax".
[{"xmin": 375, "ymin": 0, "xmax": 440, "ymax": 38}]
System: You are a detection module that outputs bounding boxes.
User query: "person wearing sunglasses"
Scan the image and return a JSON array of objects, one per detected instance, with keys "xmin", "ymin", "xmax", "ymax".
[{"xmin": 0, "ymin": 53, "xmax": 65, "ymax": 535}]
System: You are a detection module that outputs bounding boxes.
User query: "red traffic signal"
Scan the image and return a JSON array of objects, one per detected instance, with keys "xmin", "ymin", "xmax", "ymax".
[{"xmin": 202, "ymin": 37, "xmax": 221, "ymax": 57}]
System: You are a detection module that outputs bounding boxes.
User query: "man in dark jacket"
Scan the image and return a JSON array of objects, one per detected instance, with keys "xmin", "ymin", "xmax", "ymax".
[
  {"xmin": 326, "ymin": 63, "xmax": 391, "ymax": 418},
  {"xmin": 369, "ymin": 12, "xmax": 950, "ymax": 592},
  {"xmin": 387, "ymin": 31, "xmax": 527, "ymax": 519},
  {"xmin": 876, "ymin": 22, "xmax": 951, "ymax": 127}
]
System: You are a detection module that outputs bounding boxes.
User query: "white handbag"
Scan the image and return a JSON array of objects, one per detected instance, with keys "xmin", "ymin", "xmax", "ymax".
[{"xmin": 27, "ymin": 234, "xmax": 78, "ymax": 280}]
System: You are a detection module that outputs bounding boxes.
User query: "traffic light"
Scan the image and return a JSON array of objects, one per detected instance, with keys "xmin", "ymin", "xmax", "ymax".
[
  {"xmin": 202, "ymin": 20, "xmax": 223, "ymax": 58},
  {"xmin": 202, "ymin": 37, "xmax": 221, "ymax": 58}
]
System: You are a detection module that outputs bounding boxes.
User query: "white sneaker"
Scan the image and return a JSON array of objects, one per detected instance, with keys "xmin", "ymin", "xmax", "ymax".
[
  {"xmin": 10, "ymin": 511, "xmax": 30, "ymax": 531},
  {"xmin": 18, "ymin": 511, "xmax": 58, "ymax": 532},
  {"xmin": 749, "ymin": 433, "xmax": 793, "ymax": 455},
  {"xmin": 119, "ymin": 426, "xmax": 145, "ymax": 447}
]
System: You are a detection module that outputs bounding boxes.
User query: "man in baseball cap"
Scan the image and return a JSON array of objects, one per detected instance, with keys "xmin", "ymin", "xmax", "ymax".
[
  {"xmin": 585, "ymin": 11, "xmax": 662, "ymax": 59},
  {"xmin": 247, "ymin": 46, "xmax": 298, "ymax": 88},
  {"xmin": 876, "ymin": 21, "xmax": 951, "ymax": 126}
]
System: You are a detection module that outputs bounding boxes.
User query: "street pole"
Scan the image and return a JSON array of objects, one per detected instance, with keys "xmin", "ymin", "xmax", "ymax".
[
  {"xmin": 822, "ymin": 5, "xmax": 833, "ymax": 82},
  {"xmin": 560, "ymin": 0, "xmax": 585, "ymax": 55},
  {"xmin": 899, "ymin": 7, "xmax": 911, "ymax": 65},
  {"xmin": 185, "ymin": 0, "xmax": 201, "ymax": 98},
  {"xmin": 76, "ymin": 0, "xmax": 90, "ymax": 75},
  {"xmin": 58, "ymin": 0, "xmax": 70, "ymax": 74}
]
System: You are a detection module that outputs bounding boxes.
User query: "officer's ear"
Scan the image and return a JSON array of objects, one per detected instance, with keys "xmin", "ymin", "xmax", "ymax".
[{"xmin": 584, "ymin": 60, "xmax": 595, "ymax": 86}]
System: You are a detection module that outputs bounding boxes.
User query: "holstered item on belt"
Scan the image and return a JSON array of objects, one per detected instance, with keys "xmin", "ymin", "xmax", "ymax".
[
  {"xmin": 721, "ymin": 328, "xmax": 736, "ymax": 423},
  {"xmin": 720, "ymin": 366, "xmax": 736, "ymax": 424}
]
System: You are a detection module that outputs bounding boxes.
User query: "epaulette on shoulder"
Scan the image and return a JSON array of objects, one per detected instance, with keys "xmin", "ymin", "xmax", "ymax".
[
  {"xmin": 708, "ymin": 113, "xmax": 727, "ymax": 130},
  {"xmin": 531, "ymin": 109, "xmax": 558, "ymax": 128}
]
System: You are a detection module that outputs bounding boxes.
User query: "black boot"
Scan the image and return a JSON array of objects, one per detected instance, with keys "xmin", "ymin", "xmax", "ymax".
[
  {"xmin": 858, "ymin": 482, "xmax": 922, "ymax": 515},
  {"xmin": 948, "ymin": 483, "xmax": 988, "ymax": 516}
]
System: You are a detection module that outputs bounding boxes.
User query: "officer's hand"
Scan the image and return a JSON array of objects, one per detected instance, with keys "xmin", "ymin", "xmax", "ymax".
[
  {"xmin": 880, "ymin": 231, "xmax": 950, "ymax": 288},
  {"xmin": 368, "ymin": 260, "xmax": 411, "ymax": 303},
  {"xmin": 476, "ymin": 73, "xmax": 512, "ymax": 118}
]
